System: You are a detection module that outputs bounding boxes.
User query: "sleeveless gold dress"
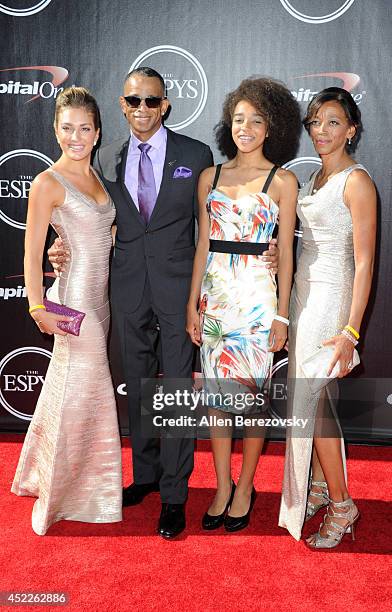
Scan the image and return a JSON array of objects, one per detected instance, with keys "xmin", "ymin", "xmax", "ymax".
[
  {"xmin": 279, "ymin": 164, "xmax": 370, "ymax": 540},
  {"xmin": 12, "ymin": 169, "xmax": 122, "ymax": 535}
]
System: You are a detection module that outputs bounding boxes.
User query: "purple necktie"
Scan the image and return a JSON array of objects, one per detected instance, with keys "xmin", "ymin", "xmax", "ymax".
[{"xmin": 137, "ymin": 143, "xmax": 156, "ymax": 223}]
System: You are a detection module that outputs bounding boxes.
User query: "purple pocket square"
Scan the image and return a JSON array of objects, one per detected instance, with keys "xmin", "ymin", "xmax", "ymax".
[{"xmin": 173, "ymin": 166, "xmax": 192, "ymax": 179}]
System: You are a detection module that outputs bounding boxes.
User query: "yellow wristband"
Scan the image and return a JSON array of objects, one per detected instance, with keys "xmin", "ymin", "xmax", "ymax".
[
  {"xmin": 344, "ymin": 325, "xmax": 360, "ymax": 340},
  {"xmin": 29, "ymin": 304, "xmax": 46, "ymax": 314}
]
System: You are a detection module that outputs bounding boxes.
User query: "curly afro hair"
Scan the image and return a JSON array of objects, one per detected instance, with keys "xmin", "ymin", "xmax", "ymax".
[{"xmin": 215, "ymin": 77, "xmax": 301, "ymax": 166}]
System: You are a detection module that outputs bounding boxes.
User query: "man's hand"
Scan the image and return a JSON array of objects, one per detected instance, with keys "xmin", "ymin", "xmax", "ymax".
[
  {"xmin": 263, "ymin": 238, "xmax": 279, "ymax": 274},
  {"xmin": 48, "ymin": 237, "xmax": 69, "ymax": 277}
]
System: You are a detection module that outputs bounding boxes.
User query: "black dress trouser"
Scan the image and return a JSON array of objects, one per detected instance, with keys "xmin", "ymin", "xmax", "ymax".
[{"xmin": 113, "ymin": 278, "xmax": 194, "ymax": 504}]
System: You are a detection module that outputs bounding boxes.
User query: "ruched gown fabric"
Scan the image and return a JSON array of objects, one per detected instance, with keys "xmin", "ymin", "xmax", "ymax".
[
  {"xmin": 278, "ymin": 164, "xmax": 369, "ymax": 540},
  {"xmin": 11, "ymin": 169, "xmax": 122, "ymax": 535},
  {"xmin": 200, "ymin": 188, "xmax": 278, "ymax": 413}
]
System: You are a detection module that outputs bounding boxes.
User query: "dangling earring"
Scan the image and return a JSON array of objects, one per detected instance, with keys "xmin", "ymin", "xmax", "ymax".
[
  {"xmin": 94, "ymin": 140, "xmax": 97, "ymax": 146},
  {"xmin": 348, "ymin": 138, "xmax": 352, "ymax": 145}
]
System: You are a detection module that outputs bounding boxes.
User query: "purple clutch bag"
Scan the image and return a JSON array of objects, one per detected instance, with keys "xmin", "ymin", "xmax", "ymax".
[{"xmin": 43, "ymin": 299, "xmax": 85, "ymax": 336}]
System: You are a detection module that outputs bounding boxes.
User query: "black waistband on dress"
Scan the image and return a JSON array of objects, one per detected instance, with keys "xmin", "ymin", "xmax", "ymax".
[{"xmin": 209, "ymin": 240, "xmax": 269, "ymax": 255}]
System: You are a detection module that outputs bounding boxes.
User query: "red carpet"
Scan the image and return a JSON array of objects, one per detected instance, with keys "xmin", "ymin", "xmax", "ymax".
[{"xmin": 0, "ymin": 435, "xmax": 391, "ymax": 611}]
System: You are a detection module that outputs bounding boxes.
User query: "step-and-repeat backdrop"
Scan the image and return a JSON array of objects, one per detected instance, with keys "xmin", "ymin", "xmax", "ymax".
[{"xmin": 1, "ymin": 0, "xmax": 391, "ymax": 442}]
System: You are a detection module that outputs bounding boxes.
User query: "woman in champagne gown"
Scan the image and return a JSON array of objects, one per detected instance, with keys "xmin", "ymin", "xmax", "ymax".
[
  {"xmin": 11, "ymin": 87, "xmax": 122, "ymax": 535},
  {"xmin": 279, "ymin": 88, "xmax": 376, "ymax": 548}
]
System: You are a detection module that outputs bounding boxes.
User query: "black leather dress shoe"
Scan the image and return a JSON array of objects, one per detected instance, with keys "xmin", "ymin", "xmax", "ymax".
[
  {"xmin": 157, "ymin": 503, "xmax": 186, "ymax": 539},
  {"xmin": 202, "ymin": 481, "xmax": 236, "ymax": 531},
  {"xmin": 122, "ymin": 482, "xmax": 160, "ymax": 507},
  {"xmin": 224, "ymin": 487, "xmax": 257, "ymax": 532}
]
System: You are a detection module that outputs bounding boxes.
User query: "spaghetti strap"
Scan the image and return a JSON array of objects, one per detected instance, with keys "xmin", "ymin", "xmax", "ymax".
[
  {"xmin": 211, "ymin": 164, "xmax": 222, "ymax": 190},
  {"xmin": 261, "ymin": 165, "xmax": 279, "ymax": 194}
]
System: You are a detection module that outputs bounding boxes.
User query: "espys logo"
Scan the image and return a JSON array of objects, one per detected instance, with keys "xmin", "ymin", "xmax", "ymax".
[
  {"xmin": 129, "ymin": 45, "xmax": 208, "ymax": 130},
  {"xmin": 283, "ymin": 156, "xmax": 321, "ymax": 188},
  {"xmin": 0, "ymin": 0, "xmax": 52, "ymax": 17},
  {"xmin": 0, "ymin": 66, "xmax": 68, "ymax": 102},
  {"xmin": 0, "ymin": 346, "xmax": 51, "ymax": 420},
  {"xmin": 0, "ymin": 149, "xmax": 53, "ymax": 230},
  {"xmin": 289, "ymin": 72, "xmax": 365, "ymax": 104},
  {"xmin": 283, "ymin": 156, "xmax": 322, "ymax": 238},
  {"xmin": 269, "ymin": 356, "xmax": 288, "ymax": 421},
  {"xmin": 279, "ymin": 0, "xmax": 355, "ymax": 24}
]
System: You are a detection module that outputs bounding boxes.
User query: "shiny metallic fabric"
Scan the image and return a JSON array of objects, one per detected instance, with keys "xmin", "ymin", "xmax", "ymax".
[
  {"xmin": 279, "ymin": 165, "xmax": 369, "ymax": 540},
  {"xmin": 12, "ymin": 169, "xmax": 122, "ymax": 535}
]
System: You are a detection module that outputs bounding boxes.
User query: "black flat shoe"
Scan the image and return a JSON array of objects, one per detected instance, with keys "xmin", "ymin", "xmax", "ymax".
[
  {"xmin": 224, "ymin": 487, "xmax": 257, "ymax": 532},
  {"xmin": 202, "ymin": 481, "xmax": 236, "ymax": 531},
  {"xmin": 122, "ymin": 481, "xmax": 160, "ymax": 507},
  {"xmin": 157, "ymin": 503, "xmax": 186, "ymax": 539}
]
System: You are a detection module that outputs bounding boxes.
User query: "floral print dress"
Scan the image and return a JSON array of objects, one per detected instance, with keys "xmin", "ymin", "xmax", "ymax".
[{"xmin": 200, "ymin": 167, "xmax": 279, "ymax": 414}]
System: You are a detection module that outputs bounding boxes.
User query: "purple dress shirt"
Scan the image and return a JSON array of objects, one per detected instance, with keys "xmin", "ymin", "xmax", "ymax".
[{"xmin": 124, "ymin": 125, "xmax": 167, "ymax": 210}]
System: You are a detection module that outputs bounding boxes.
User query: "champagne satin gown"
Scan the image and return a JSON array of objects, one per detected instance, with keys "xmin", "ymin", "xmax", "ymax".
[
  {"xmin": 12, "ymin": 169, "xmax": 122, "ymax": 535},
  {"xmin": 279, "ymin": 164, "xmax": 369, "ymax": 540}
]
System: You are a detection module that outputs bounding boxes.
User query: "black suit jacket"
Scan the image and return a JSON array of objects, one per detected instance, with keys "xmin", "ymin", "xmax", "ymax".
[{"xmin": 94, "ymin": 129, "xmax": 213, "ymax": 314}]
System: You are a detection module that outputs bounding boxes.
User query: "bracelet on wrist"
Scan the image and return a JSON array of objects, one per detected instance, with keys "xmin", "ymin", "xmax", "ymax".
[
  {"xmin": 274, "ymin": 315, "xmax": 290, "ymax": 326},
  {"xmin": 344, "ymin": 324, "xmax": 360, "ymax": 340},
  {"xmin": 29, "ymin": 304, "xmax": 46, "ymax": 314},
  {"xmin": 341, "ymin": 329, "xmax": 358, "ymax": 346}
]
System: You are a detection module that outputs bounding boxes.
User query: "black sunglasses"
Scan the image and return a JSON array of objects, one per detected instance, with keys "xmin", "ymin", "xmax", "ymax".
[{"xmin": 124, "ymin": 95, "xmax": 165, "ymax": 109}]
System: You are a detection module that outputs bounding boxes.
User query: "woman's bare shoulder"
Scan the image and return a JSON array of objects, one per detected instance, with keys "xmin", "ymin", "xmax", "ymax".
[
  {"xmin": 275, "ymin": 166, "xmax": 298, "ymax": 187},
  {"xmin": 198, "ymin": 165, "xmax": 221, "ymax": 192},
  {"xmin": 29, "ymin": 169, "xmax": 64, "ymax": 206}
]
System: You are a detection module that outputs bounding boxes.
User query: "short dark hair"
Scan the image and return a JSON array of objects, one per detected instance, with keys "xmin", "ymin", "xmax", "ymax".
[
  {"xmin": 303, "ymin": 87, "xmax": 362, "ymax": 150},
  {"xmin": 54, "ymin": 86, "xmax": 100, "ymax": 130},
  {"xmin": 214, "ymin": 77, "xmax": 301, "ymax": 165},
  {"xmin": 124, "ymin": 66, "xmax": 165, "ymax": 95}
]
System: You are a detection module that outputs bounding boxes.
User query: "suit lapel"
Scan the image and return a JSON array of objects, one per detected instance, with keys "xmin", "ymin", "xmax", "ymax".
[
  {"xmin": 118, "ymin": 137, "xmax": 145, "ymax": 227},
  {"xmin": 148, "ymin": 130, "xmax": 178, "ymax": 226}
]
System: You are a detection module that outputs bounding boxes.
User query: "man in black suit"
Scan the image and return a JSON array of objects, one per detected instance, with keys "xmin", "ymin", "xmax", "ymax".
[{"xmin": 96, "ymin": 67, "xmax": 213, "ymax": 539}]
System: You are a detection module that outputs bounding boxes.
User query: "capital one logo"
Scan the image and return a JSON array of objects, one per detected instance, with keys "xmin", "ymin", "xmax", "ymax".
[
  {"xmin": 129, "ymin": 45, "xmax": 208, "ymax": 130},
  {"xmin": 289, "ymin": 72, "xmax": 365, "ymax": 105},
  {"xmin": 0, "ymin": 66, "xmax": 69, "ymax": 102},
  {"xmin": 0, "ymin": 346, "xmax": 51, "ymax": 420},
  {"xmin": 0, "ymin": 272, "xmax": 53, "ymax": 300},
  {"xmin": 0, "ymin": 0, "xmax": 52, "ymax": 16},
  {"xmin": 0, "ymin": 149, "xmax": 53, "ymax": 230},
  {"xmin": 279, "ymin": 0, "xmax": 356, "ymax": 24}
]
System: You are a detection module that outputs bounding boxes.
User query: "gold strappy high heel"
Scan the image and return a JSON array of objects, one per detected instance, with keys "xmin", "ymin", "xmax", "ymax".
[
  {"xmin": 306, "ymin": 497, "xmax": 360, "ymax": 549},
  {"xmin": 305, "ymin": 480, "xmax": 329, "ymax": 521}
]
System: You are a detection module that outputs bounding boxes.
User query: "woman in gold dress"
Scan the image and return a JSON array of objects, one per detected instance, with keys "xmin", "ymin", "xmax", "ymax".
[
  {"xmin": 279, "ymin": 87, "xmax": 376, "ymax": 548},
  {"xmin": 12, "ymin": 88, "xmax": 122, "ymax": 535}
]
